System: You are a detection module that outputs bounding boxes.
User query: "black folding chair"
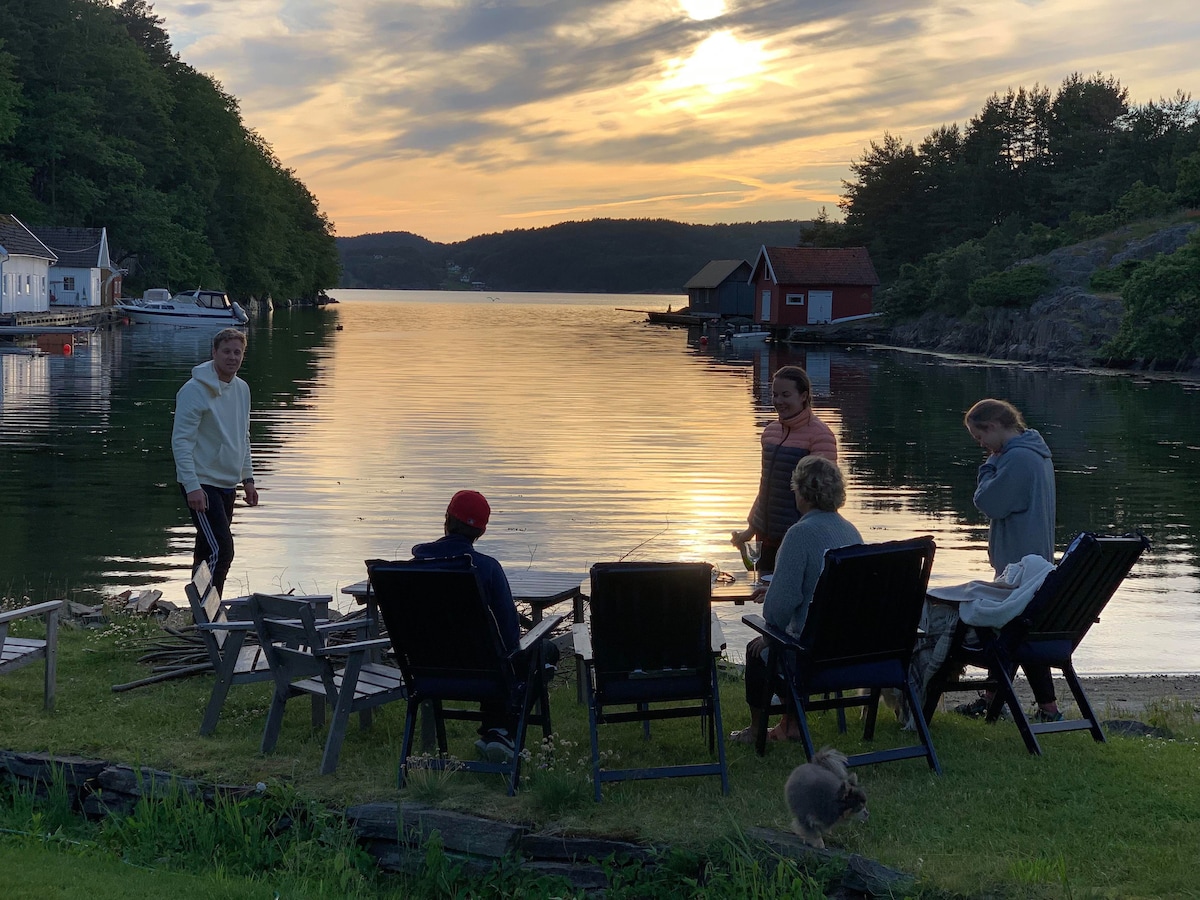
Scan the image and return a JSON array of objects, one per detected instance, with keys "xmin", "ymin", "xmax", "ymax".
[
  {"xmin": 367, "ymin": 556, "xmax": 561, "ymax": 797},
  {"xmin": 576, "ymin": 561, "xmax": 729, "ymax": 801},
  {"xmin": 743, "ymin": 537, "xmax": 941, "ymax": 774},
  {"xmin": 922, "ymin": 532, "xmax": 1150, "ymax": 755}
]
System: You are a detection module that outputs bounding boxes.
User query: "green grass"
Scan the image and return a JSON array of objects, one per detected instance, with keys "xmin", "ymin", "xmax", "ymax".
[{"xmin": 2, "ymin": 616, "xmax": 1200, "ymax": 898}]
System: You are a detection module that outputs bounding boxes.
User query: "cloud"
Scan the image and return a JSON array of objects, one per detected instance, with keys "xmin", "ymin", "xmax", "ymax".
[{"xmin": 147, "ymin": 0, "xmax": 1200, "ymax": 240}]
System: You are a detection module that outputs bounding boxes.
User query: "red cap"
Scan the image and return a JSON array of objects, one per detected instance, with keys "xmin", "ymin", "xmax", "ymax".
[{"xmin": 447, "ymin": 490, "xmax": 490, "ymax": 529}]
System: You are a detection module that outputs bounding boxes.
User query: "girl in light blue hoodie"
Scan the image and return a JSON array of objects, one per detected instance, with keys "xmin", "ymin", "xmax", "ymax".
[{"xmin": 963, "ymin": 398, "xmax": 1061, "ymax": 720}]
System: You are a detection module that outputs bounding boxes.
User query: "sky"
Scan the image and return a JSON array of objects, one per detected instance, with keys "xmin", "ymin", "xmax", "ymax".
[{"xmin": 150, "ymin": 0, "xmax": 1200, "ymax": 242}]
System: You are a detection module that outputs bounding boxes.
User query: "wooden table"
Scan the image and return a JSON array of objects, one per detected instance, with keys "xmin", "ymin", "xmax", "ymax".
[{"xmin": 342, "ymin": 569, "xmax": 586, "ymax": 630}]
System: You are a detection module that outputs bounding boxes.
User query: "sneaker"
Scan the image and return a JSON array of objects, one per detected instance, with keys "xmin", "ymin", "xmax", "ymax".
[
  {"xmin": 475, "ymin": 729, "xmax": 515, "ymax": 764},
  {"xmin": 1031, "ymin": 708, "xmax": 1064, "ymax": 723},
  {"xmin": 952, "ymin": 696, "xmax": 990, "ymax": 718}
]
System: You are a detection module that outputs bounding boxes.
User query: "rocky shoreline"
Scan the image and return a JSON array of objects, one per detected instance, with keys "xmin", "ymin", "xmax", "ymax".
[{"xmin": 791, "ymin": 221, "xmax": 1200, "ymax": 375}]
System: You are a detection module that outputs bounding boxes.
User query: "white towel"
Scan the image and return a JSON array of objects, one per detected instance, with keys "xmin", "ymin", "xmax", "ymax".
[{"xmin": 926, "ymin": 555, "xmax": 1056, "ymax": 628}]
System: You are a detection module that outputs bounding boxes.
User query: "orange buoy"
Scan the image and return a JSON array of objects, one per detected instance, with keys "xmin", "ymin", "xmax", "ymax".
[
  {"xmin": 699, "ymin": 335, "xmax": 708, "ymax": 345},
  {"xmin": 63, "ymin": 343, "xmax": 73, "ymax": 355}
]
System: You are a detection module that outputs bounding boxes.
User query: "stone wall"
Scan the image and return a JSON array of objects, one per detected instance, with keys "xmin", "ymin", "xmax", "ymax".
[{"xmin": 0, "ymin": 748, "xmax": 913, "ymax": 898}]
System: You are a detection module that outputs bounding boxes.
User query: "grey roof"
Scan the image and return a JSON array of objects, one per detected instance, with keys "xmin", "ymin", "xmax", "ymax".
[
  {"xmin": 684, "ymin": 259, "xmax": 750, "ymax": 289},
  {"xmin": 0, "ymin": 214, "xmax": 57, "ymax": 261},
  {"xmin": 30, "ymin": 226, "xmax": 108, "ymax": 268}
]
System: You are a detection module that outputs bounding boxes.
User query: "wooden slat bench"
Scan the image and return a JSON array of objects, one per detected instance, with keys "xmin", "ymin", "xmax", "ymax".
[{"xmin": 0, "ymin": 599, "xmax": 66, "ymax": 711}]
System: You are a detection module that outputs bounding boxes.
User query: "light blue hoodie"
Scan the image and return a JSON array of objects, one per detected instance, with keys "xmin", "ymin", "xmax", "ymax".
[
  {"xmin": 972, "ymin": 428, "xmax": 1056, "ymax": 575},
  {"xmin": 172, "ymin": 360, "xmax": 253, "ymax": 493}
]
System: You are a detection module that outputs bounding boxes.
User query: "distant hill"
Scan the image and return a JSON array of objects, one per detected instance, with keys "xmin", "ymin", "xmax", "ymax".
[{"xmin": 337, "ymin": 218, "xmax": 809, "ymax": 293}]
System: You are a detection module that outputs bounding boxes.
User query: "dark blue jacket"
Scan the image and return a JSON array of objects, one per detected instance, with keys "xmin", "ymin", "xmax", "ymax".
[{"xmin": 410, "ymin": 534, "xmax": 520, "ymax": 651}]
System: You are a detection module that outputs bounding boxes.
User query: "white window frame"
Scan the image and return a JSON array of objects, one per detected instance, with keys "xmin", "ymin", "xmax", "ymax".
[
  {"xmin": 63, "ymin": 276, "xmax": 75, "ymax": 290},
  {"xmin": 785, "ymin": 292, "xmax": 806, "ymax": 306}
]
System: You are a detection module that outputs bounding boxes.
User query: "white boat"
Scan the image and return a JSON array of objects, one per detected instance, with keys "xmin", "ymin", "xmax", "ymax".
[
  {"xmin": 116, "ymin": 289, "xmax": 248, "ymax": 326},
  {"xmin": 723, "ymin": 325, "xmax": 769, "ymax": 344}
]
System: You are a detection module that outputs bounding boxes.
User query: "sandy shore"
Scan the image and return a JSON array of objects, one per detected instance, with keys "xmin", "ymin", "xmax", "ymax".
[{"xmin": 980, "ymin": 673, "xmax": 1200, "ymax": 717}]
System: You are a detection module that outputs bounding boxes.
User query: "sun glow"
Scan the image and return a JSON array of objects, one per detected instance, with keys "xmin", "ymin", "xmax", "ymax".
[
  {"xmin": 660, "ymin": 30, "xmax": 768, "ymax": 98},
  {"xmin": 679, "ymin": 0, "xmax": 727, "ymax": 20}
]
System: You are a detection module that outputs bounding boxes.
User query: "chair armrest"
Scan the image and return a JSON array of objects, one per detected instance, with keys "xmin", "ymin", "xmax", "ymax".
[
  {"xmin": 318, "ymin": 638, "xmax": 391, "ymax": 657},
  {"xmin": 741, "ymin": 613, "xmax": 798, "ymax": 648},
  {"xmin": 518, "ymin": 614, "xmax": 563, "ymax": 653},
  {"xmin": 0, "ymin": 600, "xmax": 65, "ymax": 625},
  {"xmin": 710, "ymin": 611, "xmax": 726, "ymax": 653},
  {"xmin": 315, "ymin": 617, "xmax": 370, "ymax": 635},
  {"xmin": 571, "ymin": 623, "xmax": 593, "ymax": 662},
  {"xmin": 195, "ymin": 620, "xmax": 257, "ymax": 632}
]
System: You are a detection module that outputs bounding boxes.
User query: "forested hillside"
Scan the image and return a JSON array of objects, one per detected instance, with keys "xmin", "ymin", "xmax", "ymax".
[
  {"xmin": 816, "ymin": 72, "xmax": 1200, "ymax": 364},
  {"xmin": 0, "ymin": 0, "xmax": 339, "ymax": 301},
  {"xmin": 337, "ymin": 219, "xmax": 808, "ymax": 293}
]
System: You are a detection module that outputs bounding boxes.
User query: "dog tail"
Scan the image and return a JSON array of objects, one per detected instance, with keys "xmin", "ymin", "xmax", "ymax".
[{"xmin": 811, "ymin": 746, "xmax": 850, "ymax": 780}]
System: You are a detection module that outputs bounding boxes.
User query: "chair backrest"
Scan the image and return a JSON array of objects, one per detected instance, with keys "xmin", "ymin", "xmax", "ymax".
[
  {"xmin": 246, "ymin": 593, "xmax": 328, "ymax": 683},
  {"xmin": 185, "ymin": 561, "xmax": 229, "ymax": 652},
  {"xmin": 588, "ymin": 561, "xmax": 713, "ymax": 678},
  {"xmin": 1010, "ymin": 532, "xmax": 1150, "ymax": 647},
  {"xmin": 798, "ymin": 537, "xmax": 936, "ymax": 668},
  {"xmin": 367, "ymin": 557, "xmax": 512, "ymax": 694}
]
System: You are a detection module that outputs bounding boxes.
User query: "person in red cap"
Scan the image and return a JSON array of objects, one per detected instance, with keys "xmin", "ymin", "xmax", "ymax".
[{"xmin": 410, "ymin": 490, "xmax": 525, "ymax": 762}]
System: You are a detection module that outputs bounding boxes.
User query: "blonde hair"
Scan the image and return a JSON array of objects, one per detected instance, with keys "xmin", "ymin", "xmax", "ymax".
[
  {"xmin": 790, "ymin": 455, "xmax": 846, "ymax": 512},
  {"xmin": 964, "ymin": 398, "xmax": 1027, "ymax": 431}
]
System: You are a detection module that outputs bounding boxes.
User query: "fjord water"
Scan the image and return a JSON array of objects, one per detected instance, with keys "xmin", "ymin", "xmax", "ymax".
[{"xmin": 2, "ymin": 289, "xmax": 1198, "ymax": 673}]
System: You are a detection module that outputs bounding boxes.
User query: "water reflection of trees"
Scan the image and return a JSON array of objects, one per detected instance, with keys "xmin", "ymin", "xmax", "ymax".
[
  {"xmin": 0, "ymin": 312, "xmax": 339, "ymax": 594},
  {"xmin": 747, "ymin": 346, "xmax": 1200, "ymax": 570}
]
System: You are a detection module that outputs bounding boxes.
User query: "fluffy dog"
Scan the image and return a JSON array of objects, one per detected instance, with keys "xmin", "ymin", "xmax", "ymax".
[{"xmin": 784, "ymin": 747, "xmax": 869, "ymax": 849}]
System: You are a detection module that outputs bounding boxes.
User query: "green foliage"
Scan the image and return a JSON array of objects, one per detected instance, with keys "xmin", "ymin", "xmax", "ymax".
[
  {"xmin": 1117, "ymin": 180, "xmax": 1176, "ymax": 221},
  {"xmin": 967, "ymin": 264, "xmax": 1052, "ymax": 308},
  {"xmin": 1105, "ymin": 231, "xmax": 1200, "ymax": 363},
  {"xmin": 1175, "ymin": 150, "xmax": 1200, "ymax": 206},
  {"xmin": 840, "ymin": 70, "xmax": 1199, "ymax": 284},
  {"xmin": 0, "ymin": 0, "xmax": 338, "ymax": 300},
  {"xmin": 1089, "ymin": 258, "xmax": 1144, "ymax": 292}
]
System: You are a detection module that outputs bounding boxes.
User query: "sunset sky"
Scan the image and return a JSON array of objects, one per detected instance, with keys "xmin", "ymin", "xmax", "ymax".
[{"xmin": 149, "ymin": 0, "xmax": 1200, "ymax": 242}]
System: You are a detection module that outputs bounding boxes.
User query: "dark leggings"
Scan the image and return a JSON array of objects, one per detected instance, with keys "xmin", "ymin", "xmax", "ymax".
[
  {"xmin": 183, "ymin": 484, "xmax": 237, "ymax": 596},
  {"xmin": 744, "ymin": 635, "xmax": 792, "ymax": 709},
  {"xmin": 1023, "ymin": 664, "xmax": 1056, "ymax": 706}
]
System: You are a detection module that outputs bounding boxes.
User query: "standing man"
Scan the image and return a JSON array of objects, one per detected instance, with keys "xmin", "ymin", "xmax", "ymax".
[{"xmin": 172, "ymin": 327, "xmax": 258, "ymax": 597}]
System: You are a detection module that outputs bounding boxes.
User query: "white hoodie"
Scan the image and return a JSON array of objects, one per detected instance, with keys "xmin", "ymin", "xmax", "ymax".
[{"xmin": 172, "ymin": 360, "xmax": 253, "ymax": 493}]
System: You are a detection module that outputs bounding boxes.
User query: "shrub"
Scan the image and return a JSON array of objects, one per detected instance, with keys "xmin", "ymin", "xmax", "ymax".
[
  {"xmin": 1089, "ymin": 259, "xmax": 1144, "ymax": 292},
  {"xmin": 967, "ymin": 264, "xmax": 1052, "ymax": 308}
]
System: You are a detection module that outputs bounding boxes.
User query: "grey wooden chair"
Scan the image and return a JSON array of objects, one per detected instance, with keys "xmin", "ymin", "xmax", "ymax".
[
  {"xmin": 247, "ymin": 592, "xmax": 407, "ymax": 775},
  {"xmin": 0, "ymin": 599, "xmax": 65, "ymax": 711},
  {"xmin": 185, "ymin": 560, "xmax": 330, "ymax": 736}
]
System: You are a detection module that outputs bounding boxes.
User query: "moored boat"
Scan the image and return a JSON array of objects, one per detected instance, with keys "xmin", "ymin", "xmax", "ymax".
[{"xmin": 116, "ymin": 289, "xmax": 248, "ymax": 326}]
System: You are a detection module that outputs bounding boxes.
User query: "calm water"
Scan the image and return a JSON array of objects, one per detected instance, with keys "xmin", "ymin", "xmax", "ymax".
[{"xmin": 3, "ymin": 289, "xmax": 1199, "ymax": 674}]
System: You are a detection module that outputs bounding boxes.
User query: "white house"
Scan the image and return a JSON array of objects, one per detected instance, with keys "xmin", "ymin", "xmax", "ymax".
[
  {"xmin": 0, "ymin": 214, "xmax": 57, "ymax": 315},
  {"xmin": 31, "ymin": 225, "xmax": 115, "ymax": 307}
]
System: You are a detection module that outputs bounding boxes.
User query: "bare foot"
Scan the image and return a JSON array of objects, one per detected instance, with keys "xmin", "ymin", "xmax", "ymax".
[{"xmin": 766, "ymin": 722, "xmax": 803, "ymax": 742}]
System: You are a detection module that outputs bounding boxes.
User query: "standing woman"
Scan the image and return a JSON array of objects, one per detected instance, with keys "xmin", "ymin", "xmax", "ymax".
[
  {"xmin": 961, "ymin": 398, "xmax": 1061, "ymax": 721},
  {"xmin": 732, "ymin": 366, "xmax": 837, "ymax": 573}
]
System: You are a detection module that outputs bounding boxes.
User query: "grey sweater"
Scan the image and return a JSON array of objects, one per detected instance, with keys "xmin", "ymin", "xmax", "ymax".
[
  {"xmin": 972, "ymin": 429, "xmax": 1056, "ymax": 575},
  {"xmin": 762, "ymin": 509, "xmax": 863, "ymax": 637}
]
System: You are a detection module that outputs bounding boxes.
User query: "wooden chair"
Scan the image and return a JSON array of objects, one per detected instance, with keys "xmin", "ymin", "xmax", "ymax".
[
  {"xmin": 185, "ymin": 560, "xmax": 330, "ymax": 736},
  {"xmin": 0, "ymin": 599, "xmax": 65, "ymax": 711},
  {"xmin": 246, "ymin": 592, "xmax": 407, "ymax": 775},
  {"xmin": 367, "ymin": 556, "xmax": 561, "ymax": 797},
  {"xmin": 743, "ymin": 537, "xmax": 941, "ymax": 774},
  {"xmin": 576, "ymin": 561, "xmax": 730, "ymax": 801},
  {"xmin": 922, "ymin": 532, "xmax": 1150, "ymax": 755}
]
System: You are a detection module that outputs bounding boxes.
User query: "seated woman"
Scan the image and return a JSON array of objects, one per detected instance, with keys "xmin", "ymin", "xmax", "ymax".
[{"xmin": 730, "ymin": 455, "xmax": 862, "ymax": 744}]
